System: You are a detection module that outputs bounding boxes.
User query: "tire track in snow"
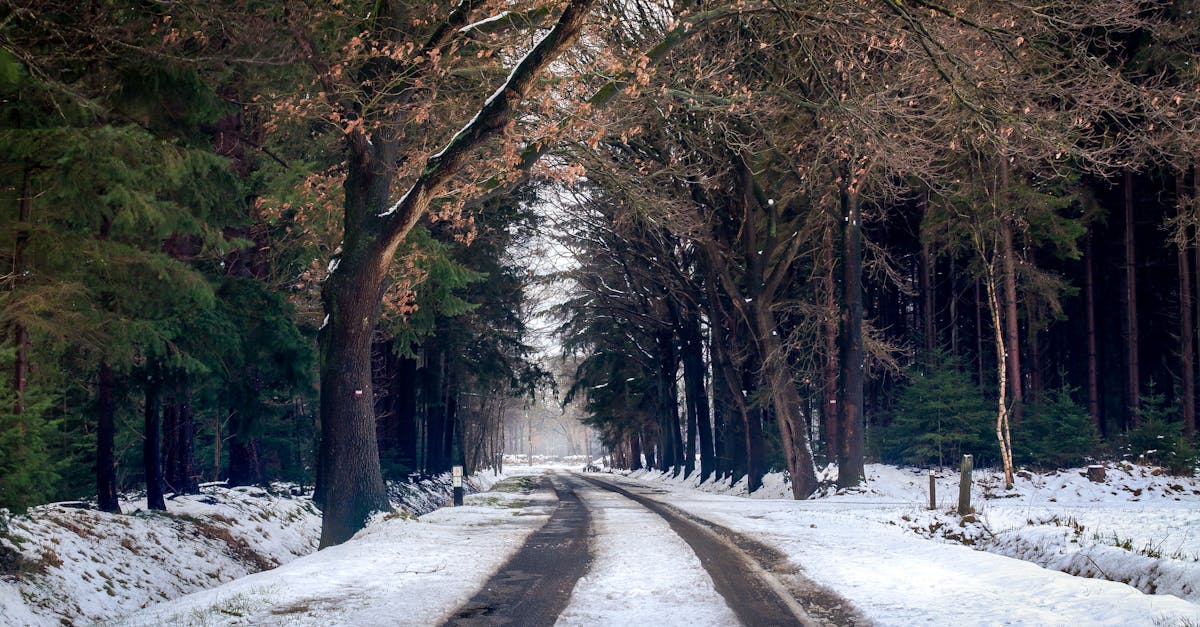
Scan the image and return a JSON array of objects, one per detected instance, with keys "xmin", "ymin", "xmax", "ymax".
[
  {"xmin": 555, "ymin": 475, "xmax": 740, "ymax": 626},
  {"xmin": 582, "ymin": 474, "xmax": 869, "ymax": 626}
]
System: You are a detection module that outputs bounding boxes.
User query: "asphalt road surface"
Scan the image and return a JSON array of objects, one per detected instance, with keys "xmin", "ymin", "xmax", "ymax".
[{"xmin": 443, "ymin": 471, "xmax": 865, "ymax": 626}]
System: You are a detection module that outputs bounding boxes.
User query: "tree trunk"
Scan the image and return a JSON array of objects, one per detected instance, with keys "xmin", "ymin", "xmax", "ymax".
[
  {"xmin": 144, "ymin": 374, "xmax": 166, "ymax": 511},
  {"xmin": 838, "ymin": 179, "xmax": 866, "ymax": 488},
  {"xmin": 753, "ymin": 303, "xmax": 819, "ymax": 498},
  {"xmin": 1123, "ymin": 169, "xmax": 1141, "ymax": 428},
  {"xmin": 12, "ymin": 166, "xmax": 31, "ymax": 416},
  {"xmin": 982, "ymin": 258, "xmax": 1015, "ymax": 489},
  {"xmin": 629, "ymin": 430, "xmax": 643, "ymax": 470},
  {"xmin": 822, "ymin": 219, "xmax": 841, "ymax": 466},
  {"xmin": 162, "ymin": 402, "xmax": 179, "ymax": 493},
  {"xmin": 975, "ymin": 278, "xmax": 985, "ymax": 386},
  {"xmin": 174, "ymin": 388, "xmax": 198, "ymax": 494},
  {"xmin": 949, "ymin": 255, "xmax": 959, "ymax": 357},
  {"xmin": 998, "ymin": 159, "xmax": 1023, "ymax": 422},
  {"xmin": 681, "ymin": 305, "xmax": 713, "ymax": 481},
  {"xmin": 318, "ymin": 245, "xmax": 392, "ymax": 546},
  {"xmin": 1084, "ymin": 234, "xmax": 1102, "ymax": 434},
  {"xmin": 96, "ymin": 361, "xmax": 121, "ymax": 514},
  {"xmin": 655, "ymin": 328, "xmax": 682, "ymax": 474},
  {"xmin": 920, "ymin": 230, "xmax": 935, "ymax": 356},
  {"xmin": 423, "ymin": 344, "xmax": 447, "ymax": 474},
  {"xmin": 1179, "ymin": 173, "xmax": 1196, "ymax": 440}
]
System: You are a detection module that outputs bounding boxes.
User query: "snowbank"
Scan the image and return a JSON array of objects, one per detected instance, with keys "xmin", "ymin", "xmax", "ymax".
[
  {"xmin": 0, "ymin": 470, "xmax": 507, "ymax": 626},
  {"xmin": 608, "ymin": 461, "xmax": 1200, "ymax": 610}
]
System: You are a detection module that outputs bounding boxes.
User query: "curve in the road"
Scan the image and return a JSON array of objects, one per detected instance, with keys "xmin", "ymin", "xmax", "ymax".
[{"xmin": 442, "ymin": 474, "xmax": 592, "ymax": 627}]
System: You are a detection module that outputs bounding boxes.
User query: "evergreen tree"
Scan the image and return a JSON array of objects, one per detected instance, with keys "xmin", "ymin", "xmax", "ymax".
[{"xmin": 886, "ymin": 352, "xmax": 994, "ymax": 468}]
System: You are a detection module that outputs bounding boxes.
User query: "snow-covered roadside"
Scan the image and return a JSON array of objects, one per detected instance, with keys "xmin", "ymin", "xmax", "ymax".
[
  {"xmin": 114, "ymin": 468, "xmax": 547, "ymax": 626},
  {"xmin": 555, "ymin": 482, "xmax": 738, "ymax": 626},
  {"xmin": 603, "ymin": 464, "xmax": 1200, "ymax": 625},
  {"xmin": 0, "ymin": 471, "xmax": 507, "ymax": 626},
  {"xmin": 1, "ymin": 485, "xmax": 321, "ymax": 626}
]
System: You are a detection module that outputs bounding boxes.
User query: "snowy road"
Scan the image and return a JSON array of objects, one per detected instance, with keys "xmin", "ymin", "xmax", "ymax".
[
  {"xmin": 446, "ymin": 472, "xmax": 835, "ymax": 626},
  {"xmin": 113, "ymin": 466, "xmax": 1200, "ymax": 626}
]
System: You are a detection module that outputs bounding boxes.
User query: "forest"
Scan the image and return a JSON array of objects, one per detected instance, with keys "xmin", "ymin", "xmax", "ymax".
[{"xmin": 1, "ymin": 0, "xmax": 1198, "ymax": 548}]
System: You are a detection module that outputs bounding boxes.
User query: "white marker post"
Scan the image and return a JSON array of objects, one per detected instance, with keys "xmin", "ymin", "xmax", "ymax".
[{"xmin": 452, "ymin": 465, "xmax": 464, "ymax": 506}]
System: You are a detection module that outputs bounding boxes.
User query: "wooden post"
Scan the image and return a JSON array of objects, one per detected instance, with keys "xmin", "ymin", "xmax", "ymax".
[
  {"xmin": 452, "ymin": 465, "xmax": 464, "ymax": 506},
  {"xmin": 929, "ymin": 470, "xmax": 937, "ymax": 510},
  {"xmin": 957, "ymin": 455, "xmax": 973, "ymax": 516}
]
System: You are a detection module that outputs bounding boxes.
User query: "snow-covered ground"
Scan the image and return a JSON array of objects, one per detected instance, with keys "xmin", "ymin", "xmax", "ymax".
[
  {"xmin": 0, "ymin": 472, "xmax": 501, "ymax": 626},
  {"xmin": 612, "ymin": 462, "xmax": 1200, "ymax": 625},
  {"xmin": 556, "ymin": 483, "xmax": 739, "ymax": 626},
  {"xmin": 3, "ymin": 462, "xmax": 1198, "ymax": 626},
  {"xmin": 115, "ymin": 469, "xmax": 543, "ymax": 626}
]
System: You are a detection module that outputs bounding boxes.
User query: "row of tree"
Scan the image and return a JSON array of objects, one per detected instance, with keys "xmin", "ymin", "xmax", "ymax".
[
  {"xmin": 6, "ymin": 0, "xmax": 1200, "ymax": 548},
  {"xmin": 0, "ymin": 1, "xmax": 546, "ymax": 531},
  {"xmin": 559, "ymin": 0, "xmax": 1199, "ymax": 493}
]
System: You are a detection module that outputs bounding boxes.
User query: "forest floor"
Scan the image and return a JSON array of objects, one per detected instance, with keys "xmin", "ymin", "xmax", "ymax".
[{"xmin": 2, "ymin": 462, "xmax": 1198, "ymax": 626}]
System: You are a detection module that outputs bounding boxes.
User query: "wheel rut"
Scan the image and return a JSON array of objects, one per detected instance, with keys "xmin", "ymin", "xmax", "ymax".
[
  {"xmin": 581, "ymin": 474, "xmax": 871, "ymax": 627},
  {"xmin": 442, "ymin": 474, "xmax": 593, "ymax": 627}
]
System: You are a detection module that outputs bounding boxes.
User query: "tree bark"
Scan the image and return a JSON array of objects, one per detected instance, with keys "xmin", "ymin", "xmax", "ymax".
[
  {"xmin": 822, "ymin": 218, "xmax": 841, "ymax": 466},
  {"xmin": 920, "ymin": 229, "xmax": 935, "ymax": 356},
  {"xmin": 975, "ymin": 278, "xmax": 985, "ymax": 386},
  {"xmin": 1123, "ymin": 169, "xmax": 1141, "ymax": 428},
  {"xmin": 1178, "ymin": 173, "xmax": 1196, "ymax": 441},
  {"xmin": 1084, "ymin": 234, "xmax": 1101, "ymax": 434},
  {"xmin": 162, "ymin": 402, "xmax": 179, "ymax": 493},
  {"xmin": 174, "ymin": 388, "xmax": 198, "ymax": 494},
  {"xmin": 998, "ymin": 159, "xmax": 1023, "ymax": 422},
  {"xmin": 144, "ymin": 374, "xmax": 166, "ymax": 511},
  {"xmin": 12, "ymin": 166, "xmax": 31, "ymax": 416},
  {"xmin": 838, "ymin": 178, "xmax": 866, "ymax": 488},
  {"xmin": 96, "ymin": 361, "xmax": 121, "ymax": 514},
  {"xmin": 681, "ymin": 304, "xmax": 714, "ymax": 481},
  {"xmin": 982, "ymin": 257, "xmax": 1015, "ymax": 490}
]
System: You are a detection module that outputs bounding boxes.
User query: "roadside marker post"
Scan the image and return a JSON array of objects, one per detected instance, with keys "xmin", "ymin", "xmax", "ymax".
[{"xmin": 452, "ymin": 465, "xmax": 464, "ymax": 506}]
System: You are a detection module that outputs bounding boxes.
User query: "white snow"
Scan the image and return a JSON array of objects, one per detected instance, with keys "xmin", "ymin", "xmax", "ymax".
[
  {"xmin": 5, "ymin": 462, "xmax": 1199, "ymax": 626},
  {"xmin": 458, "ymin": 11, "xmax": 512, "ymax": 34},
  {"xmin": 0, "ymin": 485, "xmax": 321, "ymax": 625},
  {"xmin": 602, "ymin": 462, "xmax": 1200, "ymax": 625},
  {"xmin": 555, "ymin": 484, "xmax": 738, "ymax": 626},
  {"xmin": 116, "ymin": 473, "xmax": 547, "ymax": 626}
]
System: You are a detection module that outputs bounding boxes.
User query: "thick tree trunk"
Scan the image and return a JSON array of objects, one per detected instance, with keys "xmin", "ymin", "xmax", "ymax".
[
  {"xmin": 1123, "ymin": 169, "xmax": 1141, "ymax": 428},
  {"xmin": 838, "ymin": 180, "xmax": 866, "ymax": 488},
  {"xmin": 144, "ymin": 375, "xmax": 166, "ymax": 511},
  {"xmin": 318, "ymin": 248, "xmax": 392, "ymax": 547},
  {"xmin": 96, "ymin": 361, "xmax": 121, "ymax": 513},
  {"xmin": 998, "ymin": 159, "xmax": 1023, "ymax": 422},
  {"xmin": 1084, "ymin": 234, "xmax": 1101, "ymax": 434},
  {"xmin": 1179, "ymin": 173, "xmax": 1196, "ymax": 440}
]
